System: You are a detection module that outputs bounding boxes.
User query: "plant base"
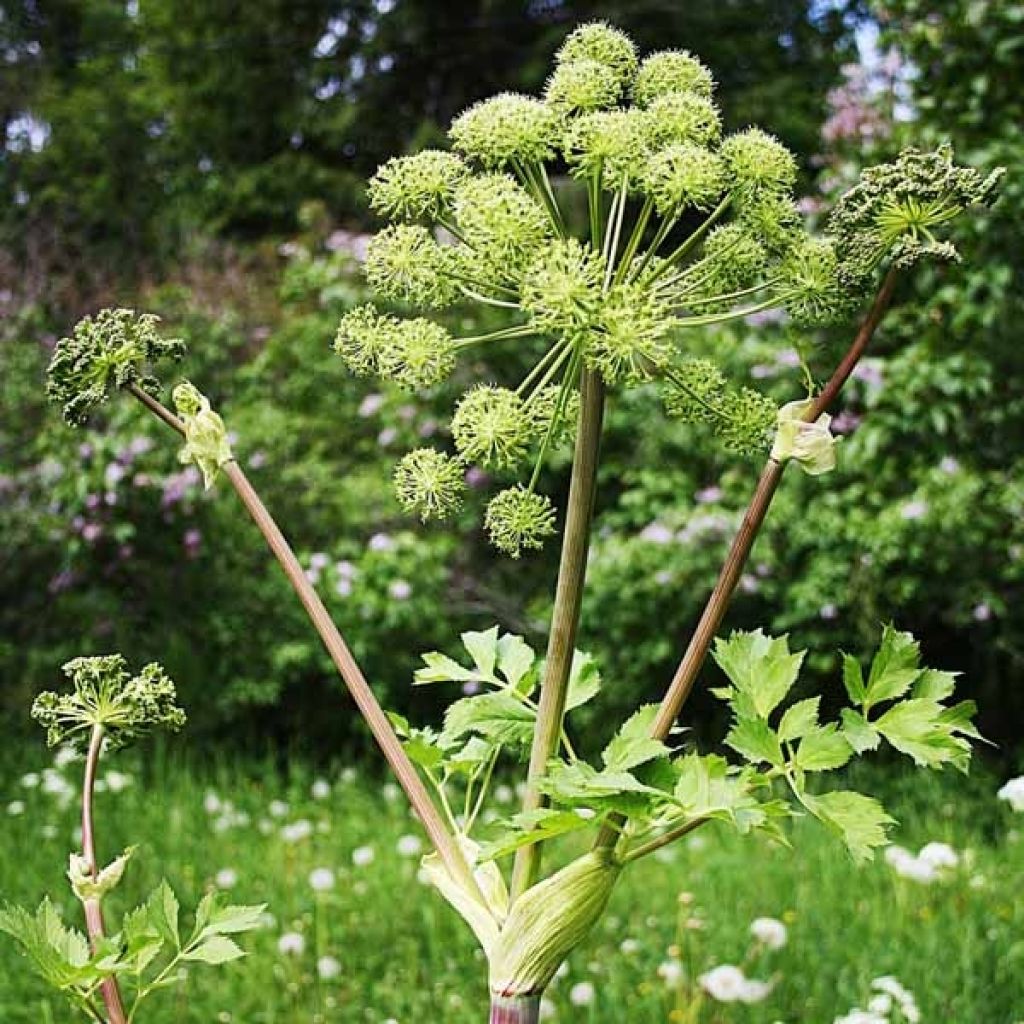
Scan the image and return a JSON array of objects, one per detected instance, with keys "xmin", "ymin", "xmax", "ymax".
[{"xmin": 490, "ymin": 993, "xmax": 542, "ymax": 1024}]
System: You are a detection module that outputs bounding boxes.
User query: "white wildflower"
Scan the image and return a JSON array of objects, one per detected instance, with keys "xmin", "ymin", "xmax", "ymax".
[
  {"xmin": 658, "ymin": 959, "xmax": 684, "ymax": 986},
  {"xmin": 352, "ymin": 845, "xmax": 375, "ymax": 867},
  {"xmin": 311, "ymin": 778, "xmax": 331, "ymax": 800},
  {"xmin": 277, "ymin": 932, "xmax": 305, "ymax": 956},
  {"xmin": 309, "ymin": 867, "xmax": 336, "ymax": 892},
  {"xmin": 750, "ymin": 916, "xmax": 788, "ymax": 950},
  {"xmin": 317, "ymin": 955, "xmax": 342, "ymax": 979},
  {"xmin": 396, "ymin": 834, "xmax": 423, "ymax": 857},
  {"xmin": 569, "ymin": 981, "xmax": 595, "ymax": 1006},
  {"xmin": 214, "ymin": 868, "xmax": 238, "ymax": 889},
  {"xmin": 997, "ymin": 776, "xmax": 1024, "ymax": 812},
  {"xmin": 280, "ymin": 819, "xmax": 313, "ymax": 843}
]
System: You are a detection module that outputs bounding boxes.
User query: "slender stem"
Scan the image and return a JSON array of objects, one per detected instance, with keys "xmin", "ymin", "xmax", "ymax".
[
  {"xmin": 511, "ymin": 368, "xmax": 606, "ymax": 900},
  {"xmin": 628, "ymin": 211, "xmax": 679, "ymax": 282},
  {"xmin": 81, "ymin": 725, "xmax": 128, "ymax": 1024},
  {"xmin": 594, "ymin": 266, "xmax": 900, "ymax": 852},
  {"xmin": 490, "ymin": 993, "xmax": 542, "ymax": 1024},
  {"xmin": 622, "ymin": 816, "xmax": 708, "ymax": 864},
  {"xmin": 126, "ymin": 385, "xmax": 484, "ymax": 905},
  {"xmin": 644, "ymin": 196, "xmax": 731, "ymax": 285},
  {"xmin": 454, "ymin": 324, "xmax": 535, "ymax": 350},
  {"xmin": 613, "ymin": 196, "xmax": 655, "ymax": 286},
  {"xmin": 602, "ymin": 178, "xmax": 629, "ymax": 292},
  {"xmin": 459, "ymin": 285, "xmax": 521, "ymax": 309},
  {"xmin": 588, "ymin": 166, "xmax": 604, "ymax": 250},
  {"xmin": 527, "ymin": 345, "xmax": 580, "ymax": 492}
]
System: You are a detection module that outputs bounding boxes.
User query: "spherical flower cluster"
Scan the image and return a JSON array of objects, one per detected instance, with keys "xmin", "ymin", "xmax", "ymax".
[
  {"xmin": 365, "ymin": 225, "xmax": 457, "ymax": 308},
  {"xmin": 684, "ymin": 224, "xmax": 769, "ymax": 307},
  {"xmin": 633, "ymin": 50, "xmax": 715, "ymax": 105},
  {"xmin": 585, "ymin": 283, "xmax": 674, "ymax": 385},
  {"xmin": 452, "ymin": 173, "xmax": 551, "ymax": 279},
  {"xmin": 643, "ymin": 91, "xmax": 721, "ymax": 150},
  {"xmin": 393, "ymin": 449, "xmax": 466, "ymax": 522},
  {"xmin": 449, "ymin": 93, "xmax": 559, "ymax": 169},
  {"xmin": 520, "ymin": 239, "xmax": 605, "ymax": 337},
  {"xmin": 47, "ymin": 309, "xmax": 185, "ymax": 426},
  {"xmin": 564, "ymin": 109, "xmax": 649, "ymax": 188},
  {"xmin": 545, "ymin": 58, "xmax": 621, "ymax": 113},
  {"xmin": 485, "ymin": 485, "xmax": 557, "ymax": 558},
  {"xmin": 555, "ymin": 22, "xmax": 638, "ymax": 88},
  {"xmin": 368, "ymin": 150, "xmax": 469, "ymax": 222},
  {"xmin": 642, "ymin": 143, "xmax": 726, "ymax": 215},
  {"xmin": 451, "ymin": 386, "xmax": 535, "ymax": 469},
  {"xmin": 334, "ymin": 305, "xmax": 400, "ymax": 377},
  {"xmin": 780, "ymin": 237, "xmax": 853, "ymax": 326},
  {"xmin": 720, "ymin": 128, "xmax": 798, "ymax": 207}
]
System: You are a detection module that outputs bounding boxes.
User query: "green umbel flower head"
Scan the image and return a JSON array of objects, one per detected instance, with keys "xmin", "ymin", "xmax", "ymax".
[
  {"xmin": 394, "ymin": 449, "xmax": 466, "ymax": 522},
  {"xmin": 368, "ymin": 150, "xmax": 469, "ymax": 222},
  {"xmin": 555, "ymin": 22, "xmax": 638, "ymax": 88},
  {"xmin": 450, "ymin": 93, "xmax": 560, "ymax": 169},
  {"xmin": 452, "ymin": 386, "xmax": 534, "ymax": 469},
  {"xmin": 641, "ymin": 144, "xmax": 726, "ymax": 215},
  {"xmin": 47, "ymin": 309, "xmax": 185, "ymax": 426},
  {"xmin": 545, "ymin": 58, "xmax": 622, "ymax": 113},
  {"xmin": 632, "ymin": 50, "xmax": 715, "ymax": 105},
  {"xmin": 829, "ymin": 143, "xmax": 1003, "ymax": 286},
  {"xmin": 337, "ymin": 22, "xmax": 996, "ymax": 556},
  {"xmin": 366, "ymin": 225, "xmax": 458, "ymax": 308},
  {"xmin": 32, "ymin": 655, "xmax": 185, "ymax": 751},
  {"xmin": 484, "ymin": 486, "xmax": 557, "ymax": 558},
  {"xmin": 172, "ymin": 381, "xmax": 234, "ymax": 489}
]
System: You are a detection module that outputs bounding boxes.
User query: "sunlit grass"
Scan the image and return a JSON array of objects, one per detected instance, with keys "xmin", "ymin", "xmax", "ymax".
[{"xmin": 1, "ymin": 745, "xmax": 1020, "ymax": 1023}]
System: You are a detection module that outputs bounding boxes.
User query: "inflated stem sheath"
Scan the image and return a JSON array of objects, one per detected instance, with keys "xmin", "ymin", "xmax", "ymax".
[
  {"xmin": 511, "ymin": 369, "xmax": 605, "ymax": 900},
  {"xmin": 126, "ymin": 385, "xmax": 482, "ymax": 903},
  {"xmin": 82, "ymin": 725, "xmax": 128, "ymax": 1024}
]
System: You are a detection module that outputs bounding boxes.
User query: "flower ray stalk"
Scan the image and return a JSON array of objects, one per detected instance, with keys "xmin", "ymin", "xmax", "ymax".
[
  {"xmin": 511, "ymin": 368, "xmax": 605, "ymax": 900},
  {"xmin": 594, "ymin": 265, "xmax": 900, "ymax": 854},
  {"xmin": 125, "ymin": 384, "xmax": 484, "ymax": 904},
  {"xmin": 81, "ymin": 723, "xmax": 128, "ymax": 1024}
]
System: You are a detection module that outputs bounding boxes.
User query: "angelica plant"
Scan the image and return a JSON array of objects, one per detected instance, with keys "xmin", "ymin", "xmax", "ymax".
[
  {"xmin": 36, "ymin": 20, "xmax": 1002, "ymax": 1024},
  {"xmin": 1, "ymin": 656, "xmax": 263, "ymax": 1023}
]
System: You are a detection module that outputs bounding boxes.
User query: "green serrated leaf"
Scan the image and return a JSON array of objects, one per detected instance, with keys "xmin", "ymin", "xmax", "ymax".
[
  {"xmin": 865, "ymin": 625, "xmax": 922, "ymax": 709},
  {"xmin": 146, "ymin": 881, "xmax": 180, "ymax": 949},
  {"xmin": 183, "ymin": 934, "xmax": 246, "ymax": 964},
  {"xmin": 441, "ymin": 692, "xmax": 535, "ymax": 749},
  {"xmin": 462, "ymin": 626, "xmax": 500, "ymax": 679},
  {"xmin": 713, "ymin": 630, "xmax": 805, "ymax": 719},
  {"xmin": 912, "ymin": 669, "xmax": 958, "ymax": 702},
  {"xmin": 496, "ymin": 633, "xmax": 536, "ymax": 694},
  {"xmin": 794, "ymin": 725, "xmax": 853, "ymax": 772},
  {"xmin": 602, "ymin": 705, "xmax": 670, "ymax": 771},
  {"xmin": 725, "ymin": 716, "xmax": 784, "ymax": 767},
  {"xmin": 778, "ymin": 697, "xmax": 821, "ymax": 742},
  {"xmin": 565, "ymin": 651, "xmax": 602, "ymax": 711},
  {"xmin": 802, "ymin": 789, "xmax": 895, "ymax": 863},
  {"xmin": 123, "ymin": 903, "xmax": 165, "ymax": 973},
  {"xmin": 203, "ymin": 903, "xmax": 266, "ymax": 937},
  {"xmin": 414, "ymin": 651, "xmax": 477, "ymax": 685},
  {"xmin": 841, "ymin": 653, "xmax": 866, "ymax": 704},
  {"xmin": 875, "ymin": 698, "xmax": 972, "ymax": 769},
  {"xmin": 840, "ymin": 708, "xmax": 881, "ymax": 753},
  {"xmin": 479, "ymin": 809, "xmax": 591, "ymax": 861}
]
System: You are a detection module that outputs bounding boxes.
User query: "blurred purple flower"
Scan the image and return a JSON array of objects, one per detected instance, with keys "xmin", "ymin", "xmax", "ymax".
[
  {"xmin": 695, "ymin": 486, "xmax": 723, "ymax": 505},
  {"xmin": 900, "ymin": 500, "xmax": 929, "ymax": 521},
  {"xmin": 640, "ymin": 522, "xmax": 674, "ymax": 545},
  {"xmin": 388, "ymin": 580, "xmax": 412, "ymax": 601},
  {"xmin": 249, "ymin": 451, "xmax": 268, "ymax": 469},
  {"xmin": 81, "ymin": 523, "xmax": 102, "ymax": 543},
  {"xmin": 465, "ymin": 467, "xmax": 489, "ymax": 489},
  {"xmin": 973, "ymin": 603, "xmax": 992, "ymax": 622},
  {"xmin": 359, "ymin": 393, "xmax": 384, "ymax": 418},
  {"xmin": 820, "ymin": 603, "xmax": 838, "ymax": 620},
  {"xmin": 48, "ymin": 569, "xmax": 76, "ymax": 594},
  {"xmin": 939, "ymin": 456, "xmax": 960, "ymax": 474},
  {"xmin": 378, "ymin": 427, "xmax": 397, "ymax": 447},
  {"xmin": 369, "ymin": 533, "xmax": 394, "ymax": 552},
  {"xmin": 831, "ymin": 410, "xmax": 862, "ymax": 435}
]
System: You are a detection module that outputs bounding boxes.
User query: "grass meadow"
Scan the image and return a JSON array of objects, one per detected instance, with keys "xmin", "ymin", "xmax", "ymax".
[{"xmin": 1, "ymin": 745, "xmax": 1021, "ymax": 1024}]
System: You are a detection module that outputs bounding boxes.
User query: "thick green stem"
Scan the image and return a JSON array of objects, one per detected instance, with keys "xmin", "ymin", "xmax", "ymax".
[
  {"xmin": 511, "ymin": 368, "xmax": 606, "ymax": 900},
  {"xmin": 490, "ymin": 993, "xmax": 541, "ymax": 1024}
]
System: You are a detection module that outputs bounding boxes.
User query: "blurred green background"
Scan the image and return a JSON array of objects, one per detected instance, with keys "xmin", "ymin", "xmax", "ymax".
[{"xmin": 1, "ymin": 2, "xmax": 1023, "ymax": 1019}]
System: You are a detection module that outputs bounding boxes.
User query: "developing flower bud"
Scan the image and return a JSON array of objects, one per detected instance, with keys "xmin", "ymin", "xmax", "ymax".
[
  {"xmin": 450, "ymin": 93, "xmax": 560, "ymax": 169},
  {"xmin": 484, "ymin": 486, "xmax": 557, "ymax": 558},
  {"xmin": 720, "ymin": 128, "xmax": 798, "ymax": 206},
  {"xmin": 520, "ymin": 239, "xmax": 604, "ymax": 339},
  {"xmin": 32, "ymin": 655, "xmax": 185, "ymax": 751},
  {"xmin": 555, "ymin": 22, "xmax": 638, "ymax": 89},
  {"xmin": 828, "ymin": 143, "xmax": 1003, "ymax": 286},
  {"xmin": 333, "ymin": 304, "xmax": 400, "ymax": 377},
  {"xmin": 68, "ymin": 848, "xmax": 135, "ymax": 903},
  {"xmin": 643, "ymin": 91, "xmax": 722, "ymax": 150},
  {"xmin": 545, "ymin": 58, "xmax": 621, "ymax": 113},
  {"xmin": 368, "ymin": 150, "xmax": 469, "ymax": 222},
  {"xmin": 683, "ymin": 224, "xmax": 768, "ymax": 308},
  {"xmin": 451, "ymin": 386, "xmax": 533, "ymax": 469},
  {"xmin": 393, "ymin": 449, "xmax": 466, "ymax": 522},
  {"xmin": 641, "ymin": 143, "xmax": 726, "ymax": 215},
  {"xmin": 365, "ymin": 225, "xmax": 458, "ymax": 308},
  {"xmin": 47, "ymin": 309, "xmax": 185, "ymax": 426},
  {"xmin": 633, "ymin": 50, "xmax": 715, "ymax": 105},
  {"xmin": 489, "ymin": 850, "xmax": 621, "ymax": 996},
  {"xmin": 173, "ymin": 380, "xmax": 234, "ymax": 489},
  {"xmin": 737, "ymin": 190, "xmax": 803, "ymax": 257},
  {"xmin": 452, "ymin": 174, "xmax": 551, "ymax": 279}
]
